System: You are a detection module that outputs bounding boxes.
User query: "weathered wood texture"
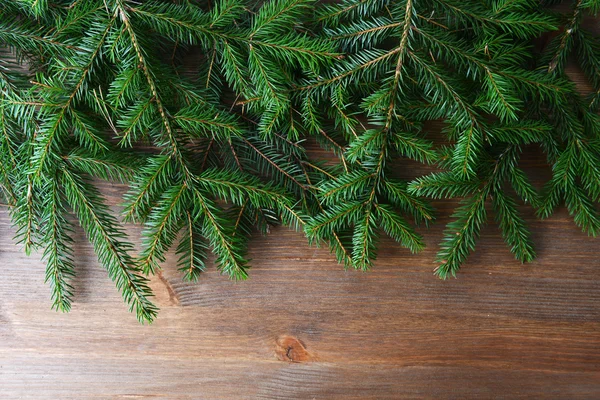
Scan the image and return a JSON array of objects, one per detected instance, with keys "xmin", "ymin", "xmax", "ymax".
[
  {"xmin": 2, "ymin": 38, "xmax": 600, "ymax": 400},
  {"xmin": 2, "ymin": 145, "xmax": 600, "ymax": 399}
]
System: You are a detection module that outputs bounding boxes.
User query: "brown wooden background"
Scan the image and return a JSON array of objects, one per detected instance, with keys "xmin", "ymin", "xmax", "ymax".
[{"xmin": 1, "ymin": 23, "xmax": 600, "ymax": 400}]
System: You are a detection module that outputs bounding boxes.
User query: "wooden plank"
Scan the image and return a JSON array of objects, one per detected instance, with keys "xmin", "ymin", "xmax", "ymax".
[{"xmin": 1, "ymin": 149, "xmax": 600, "ymax": 398}]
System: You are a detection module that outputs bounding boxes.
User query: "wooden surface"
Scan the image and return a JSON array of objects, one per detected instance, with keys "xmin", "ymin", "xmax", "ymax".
[
  {"xmin": 1, "ymin": 143, "xmax": 600, "ymax": 399},
  {"xmin": 2, "ymin": 36, "xmax": 600, "ymax": 400}
]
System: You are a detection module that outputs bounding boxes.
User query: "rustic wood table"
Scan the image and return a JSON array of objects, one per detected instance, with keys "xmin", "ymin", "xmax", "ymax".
[
  {"xmin": 1, "ymin": 148, "xmax": 599, "ymax": 399},
  {"xmin": 1, "ymin": 18, "xmax": 600, "ymax": 396}
]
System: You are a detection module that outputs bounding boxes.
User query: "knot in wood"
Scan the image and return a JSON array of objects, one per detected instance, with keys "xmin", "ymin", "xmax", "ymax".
[{"xmin": 275, "ymin": 335, "xmax": 313, "ymax": 363}]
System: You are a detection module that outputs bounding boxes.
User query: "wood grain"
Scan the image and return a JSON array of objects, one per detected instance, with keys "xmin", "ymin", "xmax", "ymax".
[
  {"xmin": 2, "ymin": 32, "xmax": 600, "ymax": 400},
  {"xmin": 2, "ymin": 139, "xmax": 600, "ymax": 398}
]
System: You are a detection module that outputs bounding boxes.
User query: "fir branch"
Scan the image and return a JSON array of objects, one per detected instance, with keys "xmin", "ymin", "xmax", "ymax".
[
  {"xmin": 1, "ymin": 0, "xmax": 598, "ymax": 320},
  {"xmin": 435, "ymin": 190, "xmax": 487, "ymax": 278},
  {"xmin": 115, "ymin": 0, "xmax": 186, "ymax": 167},
  {"xmin": 61, "ymin": 167, "xmax": 157, "ymax": 323},
  {"xmin": 375, "ymin": 203, "xmax": 425, "ymax": 253},
  {"xmin": 191, "ymin": 187, "xmax": 249, "ymax": 279},
  {"xmin": 41, "ymin": 177, "xmax": 75, "ymax": 312},
  {"xmin": 31, "ymin": 15, "xmax": 116, "ymax": 176},
  {"xmin": 492, "ymin": 189, "xmax": 536, "ymax": 263},
  {"xmin": 123, "ymin": 154, "xmax": 175, "ymax": 222},
  {"xmin": 139, "ymin": 182, "xmax": 188, "ymax": 274},
  {"xmin": 177, "ymin": 210, "xmax": 207, "ymax": 282}
]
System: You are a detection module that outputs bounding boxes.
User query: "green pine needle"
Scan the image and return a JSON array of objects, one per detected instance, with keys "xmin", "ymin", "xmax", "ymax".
[{"xmin": 0, "ymin": 0, "xmax": 599, "ymax": 321}]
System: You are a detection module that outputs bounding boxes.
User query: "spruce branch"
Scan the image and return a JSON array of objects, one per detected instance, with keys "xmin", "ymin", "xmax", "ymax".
[
  {"xmin": 411, "ymin": 146, "xmax": 538, "ymax": 275},
  {"xmin": 30, "ymin": 15, "xmax": 116, "ymax": 177},
  {"xmin": 0, "ymin": 0, "xmax": 599, "ymax": 320},
  {"xmin": 61, "ymin": 167, "xmax": 157, "ymax": 323},
  {"xmin": 177, "ymin": 210, "xmax": 208, "ymax": 282},
  {"xmin": 41, "ymin": 177, "xmax": 75, "ymax": 312}
]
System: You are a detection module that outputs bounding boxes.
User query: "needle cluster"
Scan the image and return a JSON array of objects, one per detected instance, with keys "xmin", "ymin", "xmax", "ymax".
[{"xmin": 0, "ymin": 0, "xmax": 598, "ymax": 322}]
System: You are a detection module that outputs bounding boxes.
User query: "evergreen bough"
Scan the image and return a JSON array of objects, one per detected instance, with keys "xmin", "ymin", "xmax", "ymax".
[{"xmin": 0, "ymin": 0, "xmax": 598, "ymax": 322}]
